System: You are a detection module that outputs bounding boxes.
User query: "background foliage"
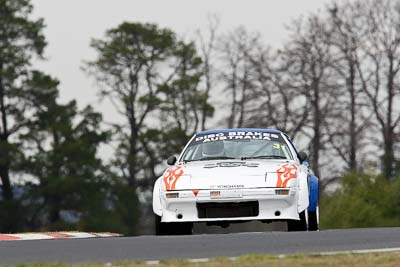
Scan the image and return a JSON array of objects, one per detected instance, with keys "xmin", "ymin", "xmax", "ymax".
[
  {"xmin": 321, "ymin": 173, "xmax": 400, "ymax": 229},
  {"xmin": 1, "ymin": 0, "xmax": 400, "ymax": 234}
]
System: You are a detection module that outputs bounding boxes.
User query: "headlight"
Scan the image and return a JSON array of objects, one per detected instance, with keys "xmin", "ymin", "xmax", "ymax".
[
  {"xmin": 275, "ymin": 189, "xmax": 290, "ymax": 195},
  {"xmin": 166, "ymin": 192, "xmax": 179, "ymax": 198}
]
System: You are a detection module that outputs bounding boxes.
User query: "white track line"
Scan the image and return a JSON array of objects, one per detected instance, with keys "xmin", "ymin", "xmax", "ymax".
[
  {"xmin": 318, "ymin": 247, "xmax": 400, "ymax": 255},
  {"xmin": 188, "ymin": 258, "xmax": 210, "ymax": 263},
  {"xmin": 145, "ymin": 260, "xmax": 161, "ymax": 265},
  {"xmin": 144, "ymin": 247, "xmax": 400, "ymax": 265}
]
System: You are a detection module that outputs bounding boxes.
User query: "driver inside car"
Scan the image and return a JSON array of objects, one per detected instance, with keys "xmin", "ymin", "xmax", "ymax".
[{"xmin": 202, "ymin": 141, "xmax": 225, "ymax": 158}]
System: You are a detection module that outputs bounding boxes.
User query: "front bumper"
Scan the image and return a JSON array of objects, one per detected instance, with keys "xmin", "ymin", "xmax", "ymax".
[{"xmin": 160, "ymin": 188, "xmax": 300, "ymax": 223}]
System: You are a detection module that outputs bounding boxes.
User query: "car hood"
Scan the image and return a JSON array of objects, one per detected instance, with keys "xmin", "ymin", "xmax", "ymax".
[{"xmin": 161, "ymin": 160, "xmax": 301, "ymax": 190}]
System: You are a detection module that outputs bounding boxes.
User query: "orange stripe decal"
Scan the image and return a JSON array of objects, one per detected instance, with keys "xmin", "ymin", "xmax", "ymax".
[
  {"xmin": 163, "ymin": 165, "xmax": 184, "ymax": 190},
  {"xmin": 276, "ymin": 164, "xmax": 298, "ymax": 188}
]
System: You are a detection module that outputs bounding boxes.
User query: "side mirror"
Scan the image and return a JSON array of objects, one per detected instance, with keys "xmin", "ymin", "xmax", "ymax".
[
  {"xmin": 298, "ymin": 151, "xmax": 308, "ymax": 163},
  {"xmin": 167, "ymin": 156, "xmax": 177, "ymax": 166}
]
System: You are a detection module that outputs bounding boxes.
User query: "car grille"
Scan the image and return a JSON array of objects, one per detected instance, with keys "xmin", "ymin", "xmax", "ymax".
[{"xmin": 197, "ymin": 201, "xmax": 259, "ymax": 218}]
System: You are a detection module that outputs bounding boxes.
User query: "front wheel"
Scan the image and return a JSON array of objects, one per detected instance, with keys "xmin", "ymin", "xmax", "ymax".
[
  {"xmin": 287, "ymin": 208, "xmax": 319, "ymax": 232},
  {"xmin": 287, "ymin": 211, "xmax": 307, "ymax": 231},
  {"xmin": 155, "ymin": 215, "xmax": 193, "ymax": 235},
  {"xmin": 307, "ymin": 207, "xmax": 319, "ymax": 231}
]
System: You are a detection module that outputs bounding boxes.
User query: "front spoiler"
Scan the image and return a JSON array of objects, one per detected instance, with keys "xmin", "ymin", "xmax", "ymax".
[{"xmin": 159, "ymin": 187, "xmax": 300, "ymax": 223}]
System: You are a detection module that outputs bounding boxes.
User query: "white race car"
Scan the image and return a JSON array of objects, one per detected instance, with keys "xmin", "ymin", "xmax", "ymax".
[{"xmin": 153, "ymin": 129, "xmax": 319, "ymax": 235}]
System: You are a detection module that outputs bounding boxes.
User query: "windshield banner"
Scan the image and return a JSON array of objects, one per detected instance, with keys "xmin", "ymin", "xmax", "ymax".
[{"xmin": 191, "ymin": 131, "xmax": 284, "ymax": 146}]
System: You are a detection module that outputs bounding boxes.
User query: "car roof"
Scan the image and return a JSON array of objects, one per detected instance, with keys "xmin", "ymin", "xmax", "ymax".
[{"xmin": 196, "ymin": 128, "xmax": 283, "ymax": 135}]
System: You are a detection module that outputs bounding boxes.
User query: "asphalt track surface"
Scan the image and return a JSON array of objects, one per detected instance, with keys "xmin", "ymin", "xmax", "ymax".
[{"xmin": 1, "ymin": 228, "xmax": 400, "ymax": 265}]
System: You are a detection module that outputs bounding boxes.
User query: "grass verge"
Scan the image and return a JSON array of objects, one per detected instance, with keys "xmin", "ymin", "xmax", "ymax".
[{"xmin": 3, "ymin": 252, "xmax": 400, "ymax": 267}]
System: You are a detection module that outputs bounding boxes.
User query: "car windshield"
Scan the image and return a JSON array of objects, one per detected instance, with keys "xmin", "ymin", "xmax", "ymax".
[{"xmin": 181, "ymin": 131, "xmax": 293, "ymax": 162}]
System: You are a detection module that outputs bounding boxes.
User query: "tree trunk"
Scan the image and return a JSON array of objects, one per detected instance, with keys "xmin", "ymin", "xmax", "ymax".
[
  {"xmin": 48, "ymin": 197, "xmax": 61, "ymax": 225},
  {"xmin": 383, "ymin": 131, "xmax": 394, "ymax": 178},
  {"xmin": 228, "ymin": 77, "xmax": 237, "ymax": 128},
  {"xmin": 128, "ymin": 116, "xmax": 138, "ymax": 188},
  {"xmin": 348, "ymin": 62, "xmax": 357, "ymax": 171},
  {"xmin": 0, "ymin": 71, "xmax": 13, "ymax": 200},
  {"xmin": 48, "ymin": 129, "xmax": 62, "ymax": 225},
  {"xmin": 311, "ymin": 80, "xmax": 321, "ymax": 179},
  {"xmin": 0, "ymin": 163, "xmax": 12, "ymax": 200},
  {"xmin": 383, "ymin": 59, "xmax": 395, "ymax": 179}
]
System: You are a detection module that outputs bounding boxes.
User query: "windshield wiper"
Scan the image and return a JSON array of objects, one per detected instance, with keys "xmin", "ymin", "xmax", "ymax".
[
  {"xmin": 241, "ymin": 155, "xmax": 287, "ymax": 160},
  {"xmin": 183, "ymin": 156, "xmax": 236, "ymax": 163},
  {"xmin": 198, "ymin": 156, "xmax": 236, "ymax": 161}
]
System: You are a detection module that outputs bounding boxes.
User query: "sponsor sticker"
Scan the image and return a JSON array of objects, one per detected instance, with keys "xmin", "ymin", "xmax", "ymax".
[
  {"xmin": 190, "ymin": 131, "xmax": 282, "ymax": 146},
  {"xmin": 210, "ymin": 190, "xmax": 243, "ymax": 199},
  {"xmin": 210, "ymin": 184, "xmax": 245, "ymax": 189}
]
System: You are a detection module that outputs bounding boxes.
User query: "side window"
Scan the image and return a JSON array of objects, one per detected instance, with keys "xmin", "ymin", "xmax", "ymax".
[{"xmin": 193, "ymin": 145, "xmax": 203, "ymax": 159}]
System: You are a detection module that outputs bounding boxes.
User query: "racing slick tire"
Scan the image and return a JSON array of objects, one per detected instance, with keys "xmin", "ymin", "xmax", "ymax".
[
  {"xmin": 307, "ymin": 208, "xmax": 319, "ymax": 231},
  {"xmin": 287, "ymin": 211, "xmax": 307, "ymax": 231},
  {"xmin": 155, "ymin": 215, "xmax": 193, "ymax": 235}
]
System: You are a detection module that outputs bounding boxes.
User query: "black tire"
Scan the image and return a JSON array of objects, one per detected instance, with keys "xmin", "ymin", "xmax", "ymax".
[
  {"xmin": 155, "ymin": 215, "xmax": 193, "ymax": 235},
  {"xmin": 287, "ymin": 211, "xmax": 307, "ymax": 232},
  {"xmin": 307, "ymin": 210, "xmax": 319, "ymax": 231}
]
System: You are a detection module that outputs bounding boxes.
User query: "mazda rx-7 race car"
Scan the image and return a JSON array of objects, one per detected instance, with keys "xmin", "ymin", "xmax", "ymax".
[{"xmin": 153, "ymin": 129, "xmax": 319, "ymax": 235}]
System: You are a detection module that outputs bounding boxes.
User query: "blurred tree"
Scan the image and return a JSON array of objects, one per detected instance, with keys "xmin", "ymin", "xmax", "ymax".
[
  {"xmin": 357, "ymin": 0, "xmax": 400, "ymax": 179},
  {"xmin": 196, "ymin": 14, "xmax": 220, "ymax": 130},
  {"xmin": 139, "ymin": 40, "xmax": 210, "ymax": 189},
  {"xmin": 281, "ymin": 15, "xmax": 338, "ymax": 181},
  {"xmin": 135, "ymin": 40, "xmax": 208, "ymax": 192},
  {"xmin": 85, "ymin": 22, "xmax": 210, "ymax": 233},
  {"xmin": 218, "ymin": 27, "xmax": 260, "ymax": 128},
  {"xmin": 244, "ymin": 45, "xmax": 310, "ymax": 140},
  {"xmin": 0, "ymin": 0, "xmax": 46, "ymax": 232},
  {"xmin": 325, "ymin": 1, "xmax": 371, "ymax": 173},
  {"xmin": 158, "ymin": 41, "xmax": 207, "ymax": 144},
  {"xmin": 21, "ymin": 72, "xmax": 117, "ymax": 232},
  {"xmin": 85, "ymin": 22, "xmax": 175, "ymax": 188}
]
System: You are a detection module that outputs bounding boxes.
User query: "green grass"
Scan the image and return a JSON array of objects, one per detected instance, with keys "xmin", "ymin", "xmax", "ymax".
[{"xmin": 3, "ymin": 252, "xmax": 400, "ymax": 267}]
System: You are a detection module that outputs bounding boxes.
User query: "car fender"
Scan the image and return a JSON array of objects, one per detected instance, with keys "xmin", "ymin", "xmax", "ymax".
[
  {"xmin": 297, "ymin": 167, "xmax": 309, "ymax": 213},
  {"xmin": 152, "ymin": 177, "xmax": 163, "ymax": 216},
  {"xmin": 308, "ymin": 174, "xmax": 319, "ymax": 212}
]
